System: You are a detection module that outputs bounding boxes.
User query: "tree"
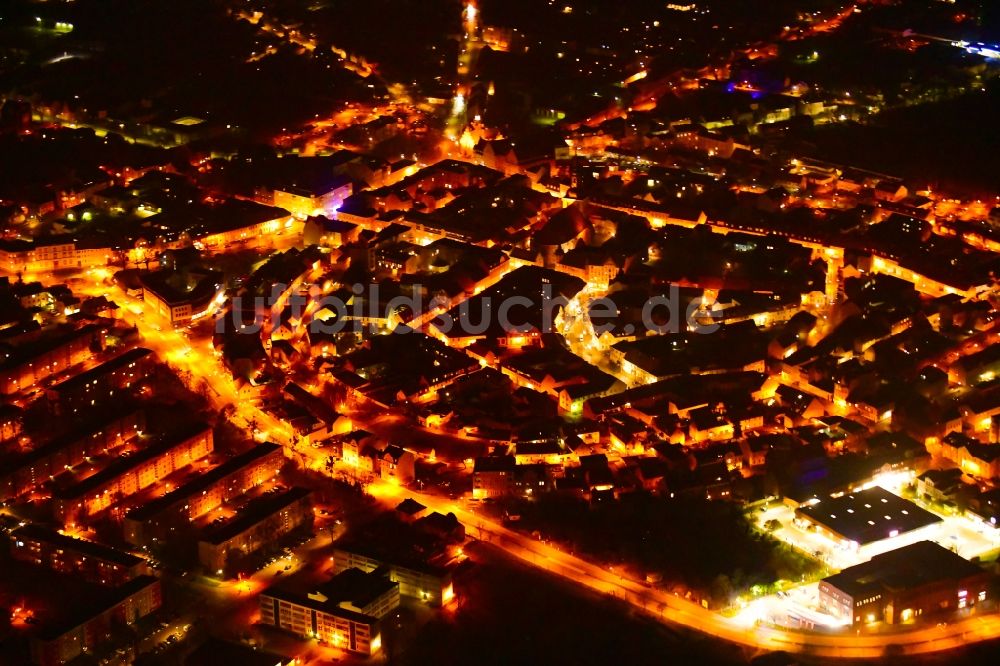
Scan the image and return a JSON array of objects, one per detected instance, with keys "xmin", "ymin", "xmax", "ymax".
[{"xmin": 710, "ymin": 574, "xmax": 733, "ymax": 608}]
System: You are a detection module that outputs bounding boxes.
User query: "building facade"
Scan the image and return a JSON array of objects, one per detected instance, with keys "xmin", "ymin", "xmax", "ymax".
[
  {"xmin": 0, "ymin": 238, "xmax": 113, "ymax": 275},
  {"xmin": 331, "ymin": 546, "xmax": 454, "ymax": 606},
  {"xmin": 198, "ymin": 487, "xmax": 312, "ymax": 575},
  {"xmin": 0, "ymin": 409, "xmax": 145, "ymax": 500},
  {"xmin": 46, "ymin": 348, "xmax": 154, "ymax": 416},
  {"xmin": 10, "ymin": 524, "xmax": 147, "ymax": 586},
  {"xmin": 819, "ymin": 541, "xmax": 990, "ymax": 626},
  {"xmin": 259, "ymin": 568, "xmax": 399, "ymax": 655},
  {"xmin": 55, "ymin": 423, "xmax": 213, "ymax": 524},
  {"xmin": 124, "ymin": 443, "xmax": 285, "ymax": 546},
  {"xmin": 0, "ymin": 325, "xmax": 106, "ymax": 395},
  {"xmin": 30, "ymin": 576, "xmax": 161, "ymax": 666}
]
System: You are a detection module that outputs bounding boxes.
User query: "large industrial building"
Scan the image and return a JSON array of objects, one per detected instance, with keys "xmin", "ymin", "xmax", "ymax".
[
  {"xmin": 819, "ymin": 541, "xmax": 990, "ymax": 626},
  {"xmin": 795, "ymin": 486, "xmax": 942, "ymax": 551}
]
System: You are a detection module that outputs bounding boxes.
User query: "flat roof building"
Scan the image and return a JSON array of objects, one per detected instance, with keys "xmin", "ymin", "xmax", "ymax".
[
  {"xmin": 11, "ymin": 523, "xmax": 147, "ymax": 586},
  {"xmin": 332, "ymin": 539, "xmax": 454, "ymax": 607},
  {"xmin": 124, "ymin": 443, "xmax": 284, "ymax": 546},
  {"xmin": 259, "ymin": 567, "xmax": 399, "ymax": 655},
  {"xmin": 819, "ymin": 541, "xmax": 990, "ymax": 626},
  {"xmin": 54, "ymin": 422, "xmax": 213, "ymax": 524},
  {"xmin": 46, "ymin": 347, "xmax": 154, "ymax": 415},
  {"xmin": 198, "ymin": 486, "xmax": 312, "ymax": 575},
  {"xmin": 795, "ymin": 486, "xmax": 941, "ymax": 549}
]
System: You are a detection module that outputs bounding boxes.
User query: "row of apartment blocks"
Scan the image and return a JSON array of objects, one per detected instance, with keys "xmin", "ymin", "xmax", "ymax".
[
  {"xmin": 0, "ymin": 409, "xmax": 146, "ymax": 499},
  {"xmin": 46, "ymin": 347, "xmax": 155, "ymax": 416},
  {"xmin": 54, "ymin": 422, "xmax": 213, "ymax": 525},
  {"xmin": 0, "ymin": 237, "xmax": 113, "ymax": 275},
  {"xmin": 198, "ymin": 486, "xmax": 312, "ymax": 575},
  {"xmin": 259, "ymin": 567, "xmax": 398, "ymax": 656},
  {"xmin": 0, "ymin": 324, "xmax": 106, "ymax": 395},
  {"xmin": 31, "ymin": 575, "xmax": 161, "ymax": 666},
  {"xmin": 6, "ymin": 521, "xmax": 160, "ymax": 666},
  {"xmin": 10, "ymin": 523, "xmax": 148, "ymax": 587},
  {"xmin": 124, "ymin": 442, "xmax": 286, "ymax": 546},
  {"xmin": 0, "ymin": 204, "xmax": 296, "ymax": 276}
]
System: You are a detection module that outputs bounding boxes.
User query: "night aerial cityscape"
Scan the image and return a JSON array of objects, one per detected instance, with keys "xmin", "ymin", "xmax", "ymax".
[{"xmin": 4, "ymin": 2, "xmax": 1000, "ymax": 666}]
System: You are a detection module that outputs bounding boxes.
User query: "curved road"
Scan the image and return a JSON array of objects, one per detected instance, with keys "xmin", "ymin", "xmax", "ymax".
[{"xmin": 368, "ymin": 481, "xmax": 1000, "ymax": 659}]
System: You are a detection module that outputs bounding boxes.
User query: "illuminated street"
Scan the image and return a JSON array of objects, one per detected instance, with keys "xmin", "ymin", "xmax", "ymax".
[{"xmin": 3, "ymin": 1, "xmax": 1000, "ymax": 664}]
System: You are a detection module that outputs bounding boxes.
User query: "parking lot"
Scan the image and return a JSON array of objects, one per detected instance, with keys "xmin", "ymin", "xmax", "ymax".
[
  {"xmin": 759, "ymin": 500, "xmax": 998, "ymax": 569},
  {"xmin": 744, "ymin": 480, "xmax": 1000, "ymax": 629}
]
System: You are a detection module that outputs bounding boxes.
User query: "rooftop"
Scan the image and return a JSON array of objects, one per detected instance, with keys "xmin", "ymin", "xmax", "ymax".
[
  {"xmin": 48, "ymin": 347, "xmax": 152, "ymax": 394},
  {"xmin": 823, "ymin": 540, "xmax": 986, "ymax": 599},
  {"xmin": 201, "ymin": 487, "xmax": 311, "ymax": 545},
  {"xmin": 56, "ymin": 421, "xmax": 210, "ymax": 501},
  {"xmin": 261, "ymin": 568, "xmax": 398, "ymax": 625},
  {"xmin": 319, "ymin": 566, "xmax": 398, "ymax": 609},
  {"xmin": 797, "ymin": 486, "xmax": 941, "ymax": 546},
  {"xmin": 11, "ymin": 523, "xmax": 144, "ymax": 568},
  {"xmin": 0, "ymin": 407, "xmax": 144, "ymax": 480},
  {"xmin": 395, "ymin": 498, "xmax": 427, "ymax": 516},
  {"xmin": 126, "ymin": 443, "xmax": 281, "ymax": 522},
  {"xmin": 36, "ymin": 575, "xmax": 159, "ymax": 642},
  {"xmin": 138, "ymin": 268, "xmax": 222, "ymax": 307}
]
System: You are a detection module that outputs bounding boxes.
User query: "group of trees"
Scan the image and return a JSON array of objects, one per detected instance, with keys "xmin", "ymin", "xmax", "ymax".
[{"xmin": 510, "ymin": 492, "xmax": 820, "ymax": 608}]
